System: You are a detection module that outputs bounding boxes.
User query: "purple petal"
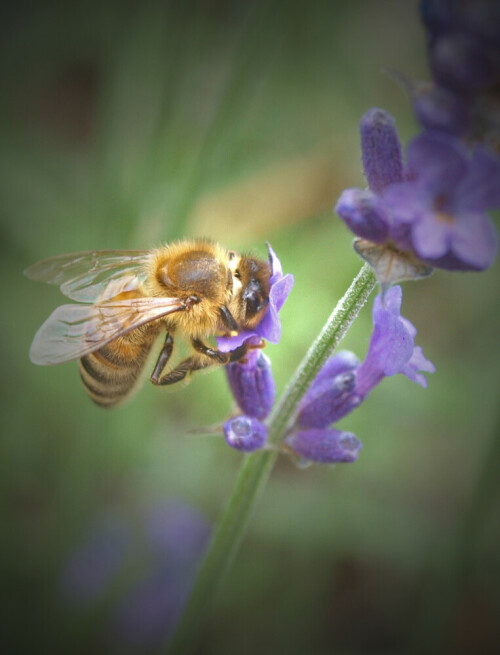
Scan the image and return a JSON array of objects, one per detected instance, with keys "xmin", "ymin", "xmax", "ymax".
[
  {"xmin": 412, "ymin": 210, "xmax": 452, "ymax": 259},
  {"xmin": 451, "ymin": 211, "xmax": 498, "ymax": 269},
  {"xmin": 360, "ymin": 108, "xmax": 403, "ymax": 193},
  {"xmin": 256, "ymin": 273, "xmax": 294, "ymax": 343},
  {"xmin": 217, "ymin": 331, "xmax": 258, "ymax": 353},
  {"xmin": 382, "ymin": 181, "xmax": 430, "ymax": 224},
  {"xmin": 286, "ymin": 429, "xmax": 362, "ymax": 464},
  {"xmin": 405, "ymin": 131, "xmax": 468, "ymax": 195},
  {"xmin": 401, "ymin": 346, "xmax": 436, "ymax": 387},
  {"xmin": 453, "ymin": 147, "xmax": 500, "ymax": 212},
  {"xmin": 336, "ymin": 188, "xmax": 391, "ymax": 242},
  {"xmin": 355, "ymin": 286, "xmax": 415, "ymax": 395}
]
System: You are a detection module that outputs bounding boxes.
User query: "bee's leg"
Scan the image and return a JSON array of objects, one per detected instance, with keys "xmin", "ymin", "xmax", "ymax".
[
  {"xmin": 191, "ymin": 338, "xmax": 250, "ymax": 363},
  {"xmin": 152, "ymin": 355, "xmax": 210, "ymax": 386},
  {"xmin": 150, "ymin": 333, "xmax": 174, "ymax": 384}
]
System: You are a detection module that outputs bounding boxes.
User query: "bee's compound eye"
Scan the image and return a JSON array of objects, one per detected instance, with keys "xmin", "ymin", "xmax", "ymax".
[{"xmin": 245, "ymin": 291, "xmax": 262, "ymax": 316}]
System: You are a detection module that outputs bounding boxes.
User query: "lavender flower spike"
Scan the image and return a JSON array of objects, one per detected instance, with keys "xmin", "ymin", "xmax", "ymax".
[
  {"xmin": 223, "ymin": 415, "xmax": 268, "ymax": 452},
  {"xmin": 285, "ymin": 429, "xmax": 362, "ymax": 464},
  {"xmin": 217, "ymin": 243, "xmax": 294, "ymax": 352}
]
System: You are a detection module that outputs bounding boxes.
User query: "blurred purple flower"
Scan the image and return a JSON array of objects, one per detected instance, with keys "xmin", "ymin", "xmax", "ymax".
[
  {"xmin": 61, "ymin": 501, "xmax": 210, "ymax": 651},
  {"xmin": 383, "ymin": 131, "xmax": 499, "ymax": 271},
  {"xmin": 418, "ymin": 0, "xmax": 500, "ymax": 147},
  {"xmin": 61, "ymin": 515, "xmax": 131, "ymax": 603},
  {"xmin": 217, "ymin": 243, "xmax": 294, "ymax": 352},
  {"xmin": 336, "ymin": 108, "xmax": 499, "ymax": 273}
]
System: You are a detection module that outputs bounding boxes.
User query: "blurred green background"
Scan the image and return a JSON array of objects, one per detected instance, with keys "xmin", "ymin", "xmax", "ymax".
[{"xmin": 2, "ymin": 0, "xmax": 500, "ymax": 653}]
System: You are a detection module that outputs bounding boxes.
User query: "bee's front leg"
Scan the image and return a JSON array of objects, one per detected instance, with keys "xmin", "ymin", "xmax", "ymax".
[
  {"xmin": 150, "ymin": 333, "xmax": 175, "ymax": 384},
  {"xmin": 191, "ymin": 338, "xmax": 251, "ymax": 363}
]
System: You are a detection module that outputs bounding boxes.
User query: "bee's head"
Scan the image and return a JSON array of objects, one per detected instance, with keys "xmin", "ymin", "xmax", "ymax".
[{"xmin": 229, "ymin": 253, "xmax": 271, "ymax": 329}]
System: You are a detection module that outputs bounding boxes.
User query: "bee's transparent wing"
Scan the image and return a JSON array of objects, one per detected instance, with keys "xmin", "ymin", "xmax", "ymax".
[
  {"xmin": 30, "ymin": 296, "xmax": 188, "ymax": 365},
  {"xmin": 24, "ymin": 250, "xmax": 151, "ymax": 301}
]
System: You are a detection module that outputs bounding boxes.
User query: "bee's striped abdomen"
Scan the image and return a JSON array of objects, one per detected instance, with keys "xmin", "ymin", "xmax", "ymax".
[{"xmin": 79, "ymin": 331, "xmax": 156, "ymax": 408}]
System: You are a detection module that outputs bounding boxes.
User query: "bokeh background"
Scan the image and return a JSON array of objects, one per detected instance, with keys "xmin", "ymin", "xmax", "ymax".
[{"xmin": 2, "ymin": 0, "xmax": 500, "ymax": 653}]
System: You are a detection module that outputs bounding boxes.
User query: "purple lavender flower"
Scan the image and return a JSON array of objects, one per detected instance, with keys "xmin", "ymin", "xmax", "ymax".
[
  {"xmin": 296, "ymin": 286, "xmax": 435, "ymax": 434},
  {"xmin": 382, "ymin": 131, "xmax": 500, "ymax": 271},
  {"xmin": 225, "ymin": 349, "xmax": 276, "ymax": 420},
  {"xmin": 217, "ymin": 243, "xmax": 294, "ymax": 352},
  {"xmin": 355, "ymin": 285, "xmax": 435, "ymax": 395},
  {"xmin": 285, "ymin": 429, "xmax": 362, "ymax": 464},
  {"xmin": 336, "ymin": 108, "xmax": 499, "ymax": 274},
  {"xmin": 296, "ymin": 351, "xmax": 361, "ymax": 429},
  {"xmin": 223, "ymin": 415, "xmax": 268, "ymax": 452}
]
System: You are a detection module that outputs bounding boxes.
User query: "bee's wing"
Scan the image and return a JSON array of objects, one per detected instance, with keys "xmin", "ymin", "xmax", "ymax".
[
  {"xmin": 24, "ymin": 250, "xmax": 151, "ymax": 302},
  {"xmin": 29, "ymin": 296, "xmax": 188, "ymax": 365}
]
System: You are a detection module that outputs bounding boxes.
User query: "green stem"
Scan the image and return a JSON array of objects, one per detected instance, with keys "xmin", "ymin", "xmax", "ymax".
[{"xmin": 166, "ymin": 263, "xmax": 376, "ymax": 654}]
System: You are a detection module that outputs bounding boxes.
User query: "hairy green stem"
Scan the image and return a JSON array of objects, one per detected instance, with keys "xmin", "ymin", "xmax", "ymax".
[{"xmin": 166, "ymin": 263, "xmax": 376, "ymax": 654}]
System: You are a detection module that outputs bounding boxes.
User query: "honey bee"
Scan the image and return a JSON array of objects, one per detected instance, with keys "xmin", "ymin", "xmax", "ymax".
[{"xmin": 25, "ymin": 239, "xmax": 271, "ymax": 408}]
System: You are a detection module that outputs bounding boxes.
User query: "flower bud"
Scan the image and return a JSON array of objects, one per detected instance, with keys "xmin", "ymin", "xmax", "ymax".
[
  {"xmin": 223, "ymin": 415, "xmax": 268, "ymax": 452},
  {"xmin": 286, "ymin": 429, "xmax": 362, "ymax": 464},
  {"xmin": 297, "ymin": 351, "xmax": 361, "ymax": 429},
  {"xmin": 360, "ymin": 108, "xmax": 403, "ymax": 194},
  {"xmin": 225, "ymin": 350, "xmax": 276, "ymax": 419}
]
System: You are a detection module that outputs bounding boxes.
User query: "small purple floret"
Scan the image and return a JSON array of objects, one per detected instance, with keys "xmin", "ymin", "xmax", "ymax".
[
  {"xmin": 297, "ymin": 352, "xmax": 361, "ymax": 429},
  {"xmin": 217, "ymin": 243, "xmax": 294, "ymax": 353},
  {"xmin": 225, "ymin": 350, "xmax": 276, "ymax": 420},
  {"xmin": 223, "ymin": 415, "xmax": 268, "ymax": 452},
  {"xmin": 355, "ymin": 286, "xmax": 435, "ymax": 395},
  {"xmin": 286, "ymin": 429, "xmax": 362, "ymax": 464}
]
